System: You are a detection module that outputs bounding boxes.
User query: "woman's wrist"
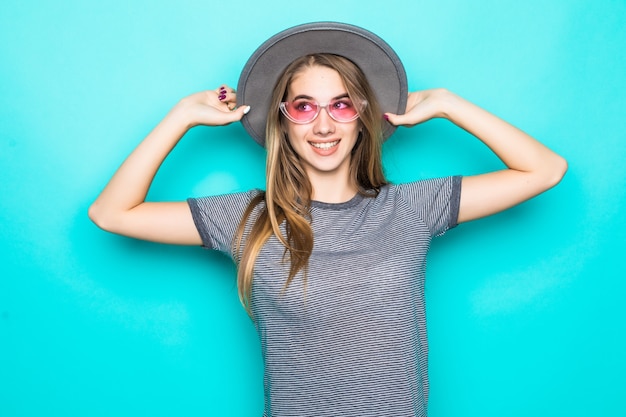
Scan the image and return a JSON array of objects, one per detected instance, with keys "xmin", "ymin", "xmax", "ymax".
[
  {"xmin": 431, "ymin": 88, "xmax": 459, "ymax": 120},
  {"xmin": 169, "ymin": 98, "xmax": 199, "ymax": 130}
]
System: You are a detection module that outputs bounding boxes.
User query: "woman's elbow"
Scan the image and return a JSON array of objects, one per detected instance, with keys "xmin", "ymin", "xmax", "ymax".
[
  {"xmin": 88, "ymin": 202, "xmax": 116, "ymax": 232},
  {"xmin": 545, "ymin": 154, "xmax": 568, "ymax": 189}
]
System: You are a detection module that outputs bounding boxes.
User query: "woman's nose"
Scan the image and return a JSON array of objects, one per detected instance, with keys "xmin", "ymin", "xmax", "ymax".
[{"xmin": 313, "ymin": 106, "xmax": 335, "ymax": 135}]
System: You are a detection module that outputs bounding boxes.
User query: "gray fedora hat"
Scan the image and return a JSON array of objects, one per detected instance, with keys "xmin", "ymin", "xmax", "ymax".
[{"xmin": 237, "ymin": 21, "xmax": 408, "ymax": 147}]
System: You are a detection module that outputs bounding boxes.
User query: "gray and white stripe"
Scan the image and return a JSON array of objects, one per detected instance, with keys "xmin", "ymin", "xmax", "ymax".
[{"xmin": 189, "ymin": 176, "xmax": 461, "ymax": 417}]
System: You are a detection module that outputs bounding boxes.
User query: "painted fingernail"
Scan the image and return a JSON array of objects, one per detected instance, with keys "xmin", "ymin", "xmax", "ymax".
[
  {"xmin": 383, "ymin": 114, "xmax": 389, "ymax": 121},
  {"xmin": 243, "ymin": 105, "xmax": 251, "ymax": 114},
  {"xmin": 218, "ymin": 94, "xmax": 226, "ymax": 100}
]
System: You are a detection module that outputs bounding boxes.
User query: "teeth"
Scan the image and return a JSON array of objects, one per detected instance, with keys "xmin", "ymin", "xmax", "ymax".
[{"xmin": 311, "ymin": 140, "xmax": 339, "ymax": 150}]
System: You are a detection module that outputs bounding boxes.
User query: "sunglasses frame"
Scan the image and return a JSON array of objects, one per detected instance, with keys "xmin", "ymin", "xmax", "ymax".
[{"xmin": 279, "ymin": 98, "xmax": 367, "ymax": 124}]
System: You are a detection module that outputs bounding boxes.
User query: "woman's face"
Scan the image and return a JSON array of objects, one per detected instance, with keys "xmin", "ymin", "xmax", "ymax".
[{"xmin": 283, "ymin": 65, "xmax": 361, "ymax": 182}]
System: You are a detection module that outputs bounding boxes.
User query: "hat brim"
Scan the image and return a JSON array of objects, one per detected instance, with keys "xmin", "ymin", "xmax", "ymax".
[{"xmin": 237, "ymin": 22, "xmax": 408, "ymax": 147}]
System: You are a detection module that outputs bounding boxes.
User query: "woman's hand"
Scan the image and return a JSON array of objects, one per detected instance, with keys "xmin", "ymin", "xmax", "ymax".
[
  {"xmin": 384, "ymin": 88, "xmax": 451, "ymax": 127},
  {"xmin": 175, "ymin": 86, "xmax": 250, "ymax": 128}
]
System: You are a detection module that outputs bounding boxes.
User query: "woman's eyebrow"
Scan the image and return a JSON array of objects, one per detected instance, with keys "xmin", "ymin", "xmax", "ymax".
[{"xmin": 292, "ymin": 94, "xmax": 315, "ymax": 100}]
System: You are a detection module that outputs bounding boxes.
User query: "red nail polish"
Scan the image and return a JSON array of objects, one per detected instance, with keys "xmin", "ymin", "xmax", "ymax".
[{"xmin": 219, "ymin": 94, "xmax": 226, "ymax": 101}]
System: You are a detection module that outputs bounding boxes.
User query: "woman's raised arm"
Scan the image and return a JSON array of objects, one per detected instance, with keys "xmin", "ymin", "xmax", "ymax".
[
  {"xmin": 88, "ymin": 88, "xmax": 249, "ymax": 244},
  {"xmin": 386, "ymin": 88, "xmax": 567, "ymax": 223}
]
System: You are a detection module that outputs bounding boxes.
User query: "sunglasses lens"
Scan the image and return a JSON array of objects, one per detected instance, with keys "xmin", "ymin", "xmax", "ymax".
[
  {"xmin": 328, "ymin": 98, "xmax": 358, "ymax": 121},
  {"xmin": 283, "ymin": 100, "xmax": 319, "ymax": 123}
]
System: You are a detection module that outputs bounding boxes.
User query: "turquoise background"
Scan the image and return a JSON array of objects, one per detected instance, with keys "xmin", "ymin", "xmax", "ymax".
[{"xmin": 2, "ymin": 1, "xmax": 625, "ymax": 416}]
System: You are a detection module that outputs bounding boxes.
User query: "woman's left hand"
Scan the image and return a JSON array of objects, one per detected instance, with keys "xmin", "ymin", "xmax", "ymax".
[{"xmin": 384, "ymin": 88, "xmax": 451, "ymax": 127}]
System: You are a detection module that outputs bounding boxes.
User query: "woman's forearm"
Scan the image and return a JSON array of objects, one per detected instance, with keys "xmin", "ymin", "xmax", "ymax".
[
  {"xmin": 438, "ymin": 89, "xmax": 567, "ymax": 221},
  {"xmin": 88, "ymin": 104, "xmax": 191, "ymax": 229},
  {"xmin": 387, "ymin": 88, "xmax": 567, "ymax": 222},
  {"xmin": 439, "ymin": 90, "xmax": 567, "ymax": 186},
  {"xmin": 88, "ymin": 88, "xmax": 249, "ymax": 241}
]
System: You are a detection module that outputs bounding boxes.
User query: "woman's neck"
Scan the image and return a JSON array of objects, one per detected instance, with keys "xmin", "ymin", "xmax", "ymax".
[{"xmin": 309, "ymin": 174, "xmax": 358, "ymax": 203}]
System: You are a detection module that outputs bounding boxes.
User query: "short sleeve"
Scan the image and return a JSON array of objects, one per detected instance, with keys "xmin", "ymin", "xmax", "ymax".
[
  {"xmin": 187, "ymin": 189, "xmax": 261, "ymax": 255},
  {"xmin": 395, "ymin": 176, "xmax": 462, "ymax": 237}
]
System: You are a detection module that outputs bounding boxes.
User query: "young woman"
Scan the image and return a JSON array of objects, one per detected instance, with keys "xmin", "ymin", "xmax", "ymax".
[{"xmin": 89, "ymin": 23, "xmax": 566, "ymax": 417}]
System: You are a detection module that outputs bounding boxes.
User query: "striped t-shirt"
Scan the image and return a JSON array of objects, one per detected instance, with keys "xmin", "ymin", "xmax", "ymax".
[{"xmin": 188, "ymin": 176, "xmax": 462, "ymax": 417}]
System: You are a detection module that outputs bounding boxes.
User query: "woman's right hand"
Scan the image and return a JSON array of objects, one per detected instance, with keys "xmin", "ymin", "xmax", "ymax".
[{"xmin": 176, "ymin": 86, "xmax": 250, "ymax": 128}]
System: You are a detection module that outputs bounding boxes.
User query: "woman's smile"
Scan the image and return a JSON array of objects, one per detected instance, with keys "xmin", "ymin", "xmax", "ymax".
[{"xmin": 309, "ymin": 139, "xmax": 340, "ymax": 151}]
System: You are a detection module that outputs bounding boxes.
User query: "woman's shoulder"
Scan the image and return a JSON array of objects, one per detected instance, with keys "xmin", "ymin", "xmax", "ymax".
[{"xmin": 385, "ymin": 176, "xmax": 462, "ymax": 233}]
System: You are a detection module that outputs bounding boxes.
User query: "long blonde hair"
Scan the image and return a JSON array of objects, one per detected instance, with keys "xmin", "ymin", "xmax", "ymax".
[{"xmin": 234, "ymin": 54, "xmax": 387, "ymax": 314}]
